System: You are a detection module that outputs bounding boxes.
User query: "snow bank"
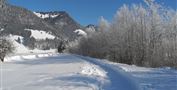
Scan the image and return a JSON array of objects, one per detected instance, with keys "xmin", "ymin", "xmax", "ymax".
[
  {"xmin": 81, "ymin": 63, "xmax": 107, "ymax": 78},
  {"xmin": 4, "ymin": 53, "xmax": 58, "ymax": 62},
  {"xmin": 88, "ymin": 58, "xmax": 153, "ymax": 73},
  {"xmin": 76, "ymin": 55, "xmax": 140, "ymax": 90},
  {"xmin": 25, "ymin": 29, "xmax": 55, "ymax": 40},
  {"xmin": 29, "ymin": 49, "xmax": 57, "ymax": 54},
  {"xmin": 114, "ymin": 63, "xmax": 153, "ymax": 72}
]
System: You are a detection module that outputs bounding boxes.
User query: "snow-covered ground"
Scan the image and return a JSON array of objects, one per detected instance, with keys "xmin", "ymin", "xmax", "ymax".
[
  {"xmin": 118, "ymin": 63, "xmax": 177, "ymax": 90},
  {"xmin": 84, "ymin": 57, "xmax": 177, "ymax": 90},
  {"xmin": 25, "ymin": 29, "xmax": 55, "ymax": 40},
  {"xmin": 7, "ymin": 34, "xmax": 57, "ymax": 54},
  {"xmin": 0, "ymin": 54, "xmax": 176, "ymax": 90},
  {"xmin": 0, "ymin": 54, "xmax": 105, "ymax": 90}
]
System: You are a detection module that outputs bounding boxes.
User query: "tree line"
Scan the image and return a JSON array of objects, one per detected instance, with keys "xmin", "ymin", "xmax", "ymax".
[{"xmin": 68, "ymin": 1, "xmax": 177, "ymax": 68}]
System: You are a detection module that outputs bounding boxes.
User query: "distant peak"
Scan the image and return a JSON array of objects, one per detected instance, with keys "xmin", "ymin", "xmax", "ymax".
[{"xmin": 86, "ymin": 24, "xmax": 97, "ymax": 28}]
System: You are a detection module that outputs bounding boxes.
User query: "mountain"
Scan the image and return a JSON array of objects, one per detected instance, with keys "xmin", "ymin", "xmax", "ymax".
[
  {"xmin": 0, "ymin": 2, "xmax": 84, "ymax": 50},
  {"xmin": 85, "ymin": 24, "xmax": 98, "ymax": 33},
  {"xmin": 0, "ymin": 4, "xmax": 58, "ymax": 38},
  {"xmin": 34, "ymin": 11, "xmax": 83, "ymax": 40}
]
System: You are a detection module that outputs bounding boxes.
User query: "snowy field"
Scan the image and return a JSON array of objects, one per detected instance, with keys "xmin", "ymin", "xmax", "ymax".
[
  {"xmin": 0, "ymin": 54, "xmax": 177, "ymax": 90},
  {"xmin": 116, "ymin": 63, "xmax": 177, "ymax": 90}
]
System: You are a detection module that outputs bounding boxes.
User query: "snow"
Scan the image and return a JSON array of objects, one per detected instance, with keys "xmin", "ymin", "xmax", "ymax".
[
  {"xmin": 115, "ymin": 63, "xmax": 153, "ymax": 72},
  {"xmin": 77, "ymin": 55, "xmax": 140, "ymax": 90},
  {"xmin": 1, "ymin": 54, "xmax": 176, "ymax": 90},
  {"xmin": 9, "ymin": 35, "xmax": 23, "ymax": 40},
  {"xmin": 0, "ymin": 54, "xmax": 139, "ymax": 90},
  {"xmin": 5, "ymin": 34, "xmax": 57, "ymax": 54},
  {"xmin": 7, "ymin": 35, "xmax": 56, "ymax": 54},
  {"xmin": 0, "ymin": 28, "xmax": 4, "ymax": 32},
  {"xmin": 81, "ymin": 63, "xmax": 107, "ymax": 77},
  {"xmin": 75, "ymin": 56, "xmax": 177, "ymax": 90},
  {"xmin": 29, "ymin": 49, "xmax": 56, "ymax": 54},
  {"xmin": 50, "ymin": 15, "xmax": 59, "ymax": 18},
  {"xmin": 85, "ymin": 27, "xmax": 96, "ymax": 34},
  {"xmin": 25, "ymin": 29, "xmax": 55, "ymax": 40},
  {"xmin": 12, "ymin": 40, "xmax": 29, "ymax": 54},
  {"xmin": 121, "ymin": 66, "xmax": 177, "ymax": 90},
  {"xmin": 96, "ymin": 59, "xmax": 177, "ymax": 90},
  {"xmin": 33, "ymin": 12, "xmax": 59, "ymax": 19},
  {"xmin": 4, "ymin": 53, "xmax": 57, "ymax": 62},
  {"xmin": 1, "ymin": 54, "xmax": 101, "ymax": 90},
  {"xmin": 9, "ymin": 34, "xmax": 24, "ymax": 44},
  {"xmin": 8, "ymin": 35, "xmax": 29, "ymax": 54},
  {"xmin": 74, "ymin": 29, "xmax": 87, "ymax": 36}
]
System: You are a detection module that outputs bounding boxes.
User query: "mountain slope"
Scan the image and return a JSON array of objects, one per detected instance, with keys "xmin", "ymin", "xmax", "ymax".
[
  {"xmin": 0, "ymin": 2, "xmax": 97, "ymax": 50},
  {"xmin": 0, "ymin": 2, "xmax": 85, "ymax": 50},
  {"xmin": 34, "ymin": 11, "xmax": 82, "ymax": 40},
  {"xmin": 0, "ymin": 4, "xmax": 59, "ymax": 38}
]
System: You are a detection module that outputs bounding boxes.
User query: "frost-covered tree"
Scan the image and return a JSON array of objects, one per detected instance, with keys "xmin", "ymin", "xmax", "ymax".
[
  {"xmin": 98, "ymin": 16, "xmax": 110, "ymax": 32},
  {"xmin": 69, "ymin": 1, "xmax": 177, "ymax": 68},
  {"xmin": 0, "ymin": 37, "xmax": 14, "ymax": 62},
  {"xmin": 0, "ymin": 0, "xmax": 6, "ymax": 9},
  {"xmin": 109, "ymin": 2, "xmax": 177, "ymax": 67}
]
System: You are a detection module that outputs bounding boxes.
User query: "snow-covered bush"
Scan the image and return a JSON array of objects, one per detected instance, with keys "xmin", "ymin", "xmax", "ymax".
[
  {"xmin": 69, "ymin": 1, "xmax": 177, "ymax": 68},
  {"xmin": 0, "ymin": 37, "xmax": 14, "ymax": 62}
]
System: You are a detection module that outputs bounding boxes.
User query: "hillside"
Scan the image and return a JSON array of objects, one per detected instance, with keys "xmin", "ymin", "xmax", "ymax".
[
  {"xmin": 34, "ymin": 11, "xmax": 82, "ymax": 40},
  {"xmin": 0, "ymin": 2, "xmax": 87, "ymax": 50}
]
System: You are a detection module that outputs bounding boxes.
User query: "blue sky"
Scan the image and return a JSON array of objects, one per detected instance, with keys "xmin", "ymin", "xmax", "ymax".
[{"xmin": 8, "ymin": 0, "xmax": 176, "ymax": 26}]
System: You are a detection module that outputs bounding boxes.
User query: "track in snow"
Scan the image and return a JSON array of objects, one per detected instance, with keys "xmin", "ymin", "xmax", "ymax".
[{"xmin": 76, "ymin": 55, "xmax": 140, "ymax": 90}]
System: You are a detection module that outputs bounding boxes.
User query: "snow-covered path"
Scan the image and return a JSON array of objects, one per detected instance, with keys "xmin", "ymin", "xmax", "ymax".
[
  {"xmin": 77, "ymin": 55, "xmax": 140, "ymax": 90},
  {"xmin": 0, "ymin": 54, "xmax": 139, "ymax": 90}
]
